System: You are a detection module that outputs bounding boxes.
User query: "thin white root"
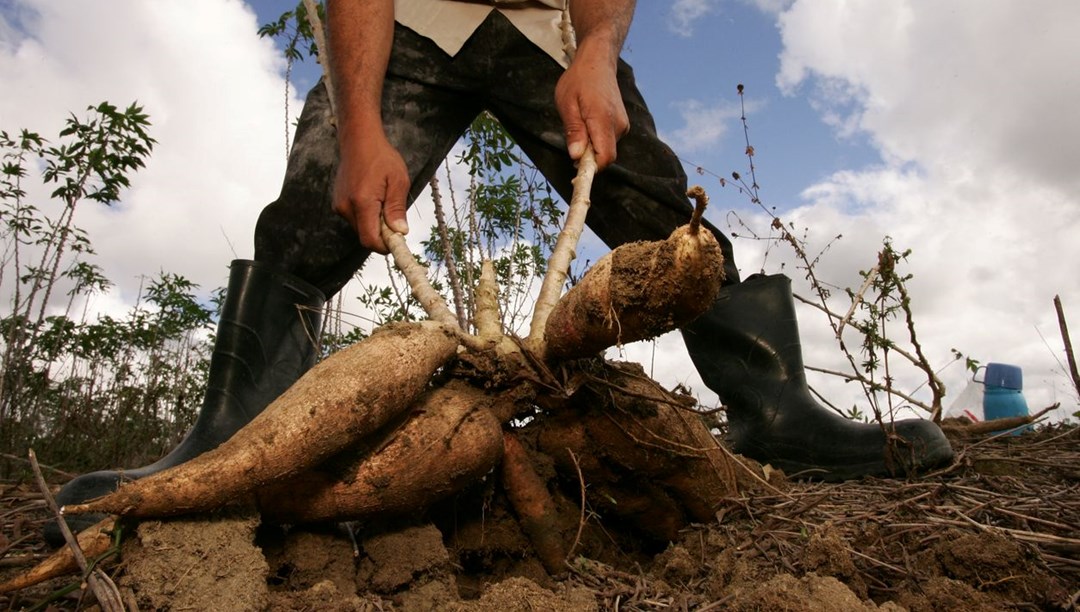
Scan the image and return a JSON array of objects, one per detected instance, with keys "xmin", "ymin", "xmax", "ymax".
[
  {"xmin": 381, "ymin": 221, "xmax": 460, "ymax": 329},
  {"xmin": 527, "ymin": 145, "xmax": 597, "ymax": 354},
  {"xmin": 475, "ymin": 260, "xmax": 502, "ymax": 340}
]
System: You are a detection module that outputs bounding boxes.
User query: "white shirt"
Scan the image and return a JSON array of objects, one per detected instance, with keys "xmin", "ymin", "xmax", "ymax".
[{"xmin": 394, "ymin": 0, "xmax": 573, "ymax": 68}]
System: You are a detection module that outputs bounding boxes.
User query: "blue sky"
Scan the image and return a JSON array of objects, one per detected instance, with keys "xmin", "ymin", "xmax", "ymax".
[
  {"xmin": 625, "ymin": 0, "xmax": 879, "ymax": 211},
  {"xmin": 2, "ymin": 0, "xmax": 1078, "ymax": 422}
]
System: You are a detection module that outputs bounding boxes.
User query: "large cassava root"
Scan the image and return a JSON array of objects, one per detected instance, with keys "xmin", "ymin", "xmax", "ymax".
[
  {"xmin": 20, "ymin": 180, "xmax": 750, "ymax": 594},
  {"xmin": 501, "ymin": 432, "xmax": 567, "ymax": 576},
  {"xmin": 542, "ymin": 212, "xmax": 724, "ymax": 360},
  {"xmin": 256, "ymin": 380, "xmax": 504, "ymax": 523},
  {"xmin": 63, "ymin": 321, "xmax": 459, "ymax": 518}
]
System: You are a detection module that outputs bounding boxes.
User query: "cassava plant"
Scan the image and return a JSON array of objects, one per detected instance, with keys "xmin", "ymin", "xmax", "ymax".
[
  {"xmin": 0, "ymin": 103, "xmax": 222, "ymax": 477},
  {"xmin": 35, "ymin": 6, "xmax": 758, "ymax": 590}
]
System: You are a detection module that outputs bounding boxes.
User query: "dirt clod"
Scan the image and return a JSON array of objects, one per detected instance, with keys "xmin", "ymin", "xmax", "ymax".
[
  {"xmin": 356, "ymin": 523, "xmax": 452, "ymax": 594},
  {"xmin": 121, "ymin": 511, "xmax": 268, "ymax": 612},
  {"xmin": 264, "ymin": 527, "xmax": 357, "ymax": 596},
  {"xmin": 446, "ymin": 576, "xmax": 598, "ymax": 612},
  {"xmin": 733, "ymin": 573, "xmax": 879, "ymax": 612}
]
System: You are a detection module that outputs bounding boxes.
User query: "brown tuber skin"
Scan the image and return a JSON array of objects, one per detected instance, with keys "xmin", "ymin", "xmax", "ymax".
[
  {"xmin": 501, "ymin": 431, "xmax": 567, "ymax": 576},
  {"xmin": 537, "ymin": 361, "xmax": 740, "ymax": 540},
  {"xmin": 63, "ymin": 321, "xmax": 459, "ymax": 518},
  {"xmin": 256, "ymin": 380, "xmax": 504, "ymax": 523},
  {"xmin": 543, "ymin": 214, "xmax": 724, "ymax": 360}
]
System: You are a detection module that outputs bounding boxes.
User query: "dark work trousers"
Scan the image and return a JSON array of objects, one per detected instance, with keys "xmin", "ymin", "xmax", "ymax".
[{"xmin": 254, "ymin": 11, "xmax": 740, "ymax": 300}]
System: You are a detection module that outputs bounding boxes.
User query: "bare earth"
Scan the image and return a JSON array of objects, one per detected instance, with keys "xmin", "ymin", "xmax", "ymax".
[{"xmin": 2, "ymin": 421, "xmax": 1077, "ymax": 611}]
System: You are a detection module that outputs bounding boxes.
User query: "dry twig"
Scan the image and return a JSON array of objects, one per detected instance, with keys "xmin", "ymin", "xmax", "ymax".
[{"xmin": 28, "ymin": 450, "xmax": 123, "ymax": 611}]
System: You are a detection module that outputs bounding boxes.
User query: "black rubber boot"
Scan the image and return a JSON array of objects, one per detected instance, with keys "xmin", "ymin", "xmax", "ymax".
[
  {"xmin": 46, "ymin": 260, "xmax": 325, "ymax": 545},
  {"xmin": 682, "ymin": 274, "xmax": 954, "ymax": 481}
]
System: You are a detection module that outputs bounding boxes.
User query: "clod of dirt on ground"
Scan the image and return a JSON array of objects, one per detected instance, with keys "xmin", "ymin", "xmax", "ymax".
[
  {"xmin": 262, "ymin": 525, "xmax": 358, "ymax": 598},
  {"xmin": 445, "ymin": 576, "xmax": 598, "ymax": 612},
  {"xmin": 120, "ymin": 510, "xmax": 268, "ymax": 612},
  {"xmin": 1, "ymin": 422, "xmax": 1077, "ymax": 610}
]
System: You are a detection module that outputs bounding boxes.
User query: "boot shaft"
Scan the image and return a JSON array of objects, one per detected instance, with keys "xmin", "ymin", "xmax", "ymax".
[
  {"xmin": 682, "ymin": 274, "xmax": 809, "ymax": 423},
  {"xmin": 207, "ymin": 259, "xmax": 326, "ymax": 423}
]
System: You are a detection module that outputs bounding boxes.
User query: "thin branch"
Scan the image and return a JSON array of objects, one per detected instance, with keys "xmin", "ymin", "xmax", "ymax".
[
  {"xmin": 430, "ymin": 175, "xmax": 468, "ymax": 329},
  {"xmin": 795, "ymin": 293, "xmax": 927, "ymax": 374},
  {"xmin": 0, "ymin": 452, "xmax": 77, "ymax": 479},
  {"xmin": 564, "ymin": 448, "xmax": 587, "ymax": 561},
  {"xmin": 301, "ymin": 0, "xmax": 334, "ymax": 117},
  {"xmin": 1055, "ymin": 295, "xmax": 1080, "ymax": 399},
  {"xmin": 837, "ymin": 266, "xmax": 878, "ymax": 340},
  {"xmin": 897, "ymin": 280, "xmax": 945, "ymax": 419},
  {"xmin": 804, "ymin": 363, "xmax": 933, "ymax": 414},
  {"xmin": 30, "ymin": 450, "xmax": 124, "ymax": 612}
]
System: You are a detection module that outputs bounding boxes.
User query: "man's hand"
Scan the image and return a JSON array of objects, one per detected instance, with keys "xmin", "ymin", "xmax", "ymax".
[
  {"xmin": 332, "ymin": 134, "xmax": 410, "ymax": 254},
  {"xmin": 327, "ymin": 0, "xmax": 403, "ymax": 253},
  {"xmin": 555, "ymin": 49, "xmax": 629, "ymax": 169}
]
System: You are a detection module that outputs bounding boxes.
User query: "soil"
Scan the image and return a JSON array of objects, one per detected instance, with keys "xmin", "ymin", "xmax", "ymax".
[{"xmin": 2, "ymin": 421, "xmax": 1077, "ymax": 611}]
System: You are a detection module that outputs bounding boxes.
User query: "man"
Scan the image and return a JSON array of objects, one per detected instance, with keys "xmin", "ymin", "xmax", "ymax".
[{"xmin": 50, "ymin": 0, "xmax": 952, "ymax": 542}]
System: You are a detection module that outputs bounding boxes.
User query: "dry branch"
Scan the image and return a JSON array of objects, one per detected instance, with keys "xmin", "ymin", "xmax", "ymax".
[
  {"xmin": 940, "ymin": 404, "xmax": 1057, "ymax": 437},
  {"xmin": 1055, "ymin": 294, "xmax": 1080, "ymax": 398},
  {"xmin": 29, "ymin": 451, "xmax": 122, "ymax": 611}
]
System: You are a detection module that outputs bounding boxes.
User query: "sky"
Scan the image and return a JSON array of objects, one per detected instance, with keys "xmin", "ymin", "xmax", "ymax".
[{"xmin": 1, "ymin": 0, "xmax": 1078, "ymax": 423}]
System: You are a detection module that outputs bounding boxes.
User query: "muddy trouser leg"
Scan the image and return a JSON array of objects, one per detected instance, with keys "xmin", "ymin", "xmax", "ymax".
[
  {"xmin": 476, "ymin": 16, "xmax": 951, "ymax": 480},
  {"xmin": 253, "ymin": 26, "xmax": 483, "ymax": 298},
  {"xmin": 471, "ymin": 27, "xmax": 740, "ymax": 281}
]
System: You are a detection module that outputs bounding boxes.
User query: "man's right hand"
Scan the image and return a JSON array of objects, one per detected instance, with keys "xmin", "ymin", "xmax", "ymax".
[{"xmin": 332, "ymin": 134, "xmax": 411, "ymax": 254}]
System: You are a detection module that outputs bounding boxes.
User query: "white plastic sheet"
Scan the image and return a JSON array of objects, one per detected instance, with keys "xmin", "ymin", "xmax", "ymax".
[{"xmin": 944, "ymin": 379, "xmax": 986, "ymax": 422}]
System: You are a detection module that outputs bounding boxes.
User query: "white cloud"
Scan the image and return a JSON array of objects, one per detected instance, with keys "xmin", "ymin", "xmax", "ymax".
[
  {"xmin": 667, "ymin": 0, "xmax": 719, "ymax": 36},
  {"xmin": 775, "ymin": 0, "xmax": 1080, "ymax": 194},
  {"xmin": 746, "ymin": 0, "xmax": 794, "ymax": 14},
  {"xmin": 661, "ymin": 98, "xmax": 744, "ymax": 154},
  {"xmin": 759, "ymin": 0, "xmax": 1080, "ymax": 420},
  {"xmin": 0, "ymin": 0, "xmax": 303, "ymax": 305}
]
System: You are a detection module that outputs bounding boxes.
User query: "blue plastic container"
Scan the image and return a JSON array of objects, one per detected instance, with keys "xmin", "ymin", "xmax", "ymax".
[
  {"xmin": 983, "ymin": 363, "xmax": 1024, "ymax": 391},
  {"xmin": 976, "ymin": 363, "xmax": 1030, "ymax": 434}
]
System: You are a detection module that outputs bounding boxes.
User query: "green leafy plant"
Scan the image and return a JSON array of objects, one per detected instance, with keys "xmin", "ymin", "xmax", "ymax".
[{"xmin": 0, "ymin": 103, "xmax": 223, "ymax": 476}]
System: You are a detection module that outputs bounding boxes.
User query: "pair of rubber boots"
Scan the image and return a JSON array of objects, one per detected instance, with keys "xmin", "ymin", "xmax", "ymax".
[{"xmin": 48, "ymin": 267, "xmax": 953, "ymax": 545}]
